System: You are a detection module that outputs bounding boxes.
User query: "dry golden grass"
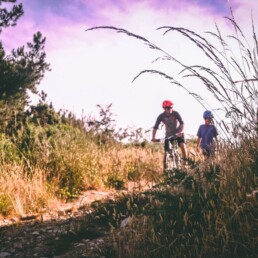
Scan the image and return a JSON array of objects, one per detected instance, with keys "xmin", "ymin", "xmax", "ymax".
[
  {"xmin": 0, "ymin": 141, "xmax": 164, "ymax": 217},
  {"xmin": 0, "ymin": 164, "xmax": 56, "ymax": 217}
]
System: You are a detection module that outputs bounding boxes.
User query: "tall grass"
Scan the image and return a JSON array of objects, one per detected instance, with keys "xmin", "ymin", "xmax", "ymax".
[
  {"xmin": 87, "ymin": 8, "xmax": 258, "ymax": 141},
  {"xmin": 0, "ymin": 164, "xmax": 54, "ymax": 217},
  {"xmin": 77, "ymin": 138, "xmax": 257, "ymax": 258},
  {"xmin": 84, "ymin": 7, "xmax": 258, "ymax": 258},
  {"xmin": 0, "ymin": 114, "xmax": 163, "ymax": 217}
]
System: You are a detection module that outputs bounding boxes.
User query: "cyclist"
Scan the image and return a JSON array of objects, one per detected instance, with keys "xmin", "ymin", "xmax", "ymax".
[
  {"xmin": 196, "ymin": 110, "xmax": 219, "ymax": 158},
  {"xmin": 151, "ymin": 100, "xmax": 188, "ymax": 160}
]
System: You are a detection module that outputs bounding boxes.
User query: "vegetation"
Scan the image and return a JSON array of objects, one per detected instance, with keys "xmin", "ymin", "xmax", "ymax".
[
  {"xmin": 84, "ymin": 6, "xmax": 258, "ymax": 258},
  {"xmin": 0, "ymin": 1, "xmax": 257, "ymax": 258},
  {"xmin": 0, "ymin": 1, "xmax": 161, "ymax": 215}
]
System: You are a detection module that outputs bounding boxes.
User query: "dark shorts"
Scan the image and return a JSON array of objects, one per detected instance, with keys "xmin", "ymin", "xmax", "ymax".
[
  {"xmin": 202, "ymin": 148, "xmax": 215, "ymax": 158},
  {"xmin": 164, "ymin": 134, "xmax": 185, "ymax": 151}
]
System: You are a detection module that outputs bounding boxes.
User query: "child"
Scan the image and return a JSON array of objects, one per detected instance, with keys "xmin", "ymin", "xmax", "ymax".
[{"xmin": 196, "ymin": 110, "xmax": 218, "ymax": 158}]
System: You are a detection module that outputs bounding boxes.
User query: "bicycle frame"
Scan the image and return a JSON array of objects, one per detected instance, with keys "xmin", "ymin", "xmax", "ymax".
[{"xmin": 163, "ymin": 135, "xmax": 181, "ymax": 175}]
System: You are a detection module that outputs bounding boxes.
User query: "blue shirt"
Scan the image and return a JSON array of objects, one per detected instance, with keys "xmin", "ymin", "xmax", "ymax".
[{"xmin": 197, "ymin": 124, "xmax": 218, "ymax": 150}]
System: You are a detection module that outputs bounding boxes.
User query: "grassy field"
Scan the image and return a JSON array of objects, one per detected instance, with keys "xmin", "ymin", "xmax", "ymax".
[
  {"xmin": 0, "ymin": 124, "xmax": 163, "ymax": 217},
  {"xmin": 0, "ymin": 123, "xmax": 257, "ymax": 257}
]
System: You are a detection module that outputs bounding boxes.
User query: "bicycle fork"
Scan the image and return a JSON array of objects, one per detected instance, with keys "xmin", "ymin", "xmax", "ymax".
[{"xmin": 164, "ymin": 146, "xmax": 181, "ymax": 177}]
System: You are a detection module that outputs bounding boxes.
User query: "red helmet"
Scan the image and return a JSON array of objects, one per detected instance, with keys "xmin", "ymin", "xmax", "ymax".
[{"xmin": 162, "ymin": 100, "xmax": 173, "ymax": 108}]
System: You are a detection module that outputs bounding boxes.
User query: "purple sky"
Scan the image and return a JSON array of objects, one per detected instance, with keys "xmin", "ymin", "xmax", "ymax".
[
  {"xmin": 2, "ymin": 0, "xmax": 237, "ymax": 50},
  {"xmin": 19, "ymin": 0, "xmax": 231, "ymax": 24},
  {"xmin": 1, "ymin": 0, "xmax": 257, "ymax": 137}
]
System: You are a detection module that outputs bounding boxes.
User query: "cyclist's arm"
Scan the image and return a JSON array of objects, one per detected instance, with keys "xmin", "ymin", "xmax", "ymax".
[
  {"xmin": 152, "ymin": 128, "xmax": 157, "ymax": 141},
  {"xmin": 196, "ymin": 126, "xmax": 202, "ymax": 152},
  {"xmin": 196, "ymin": 137, "xmax": 201, "ymax": 152},
  {"xmin": 176, "ymin": 123, "xmax": 184, "ymax": 136},
  {"xmin": 152, "ymin": 114, "xmax": 162, "ymax": 141},
  {"xmin": 175, "ymin": 111, "xmax": 184, "ymax": 136}
]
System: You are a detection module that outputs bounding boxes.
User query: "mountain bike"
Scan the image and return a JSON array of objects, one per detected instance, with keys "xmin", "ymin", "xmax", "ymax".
[{"xmin": 154, "ymin": 134, "xmax": 182, "ymax": 177}]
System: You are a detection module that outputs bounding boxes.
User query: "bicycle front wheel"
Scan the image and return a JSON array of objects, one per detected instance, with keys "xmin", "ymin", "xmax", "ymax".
[
  {"xmin": 164, "ymin": 151, "xmax": 182, "ymax": 173},
  {"xmin": 163, "ymin": 152, "xmax": 175, "ymax": 172}
]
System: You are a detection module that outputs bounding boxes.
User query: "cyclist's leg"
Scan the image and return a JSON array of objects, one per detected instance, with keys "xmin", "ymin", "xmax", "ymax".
[
  {"xmin": 163, "ymin": 139, "xmax": 172, "ymax": 172},
  {"xmin": 177, "ymin": 134, "xmax": 187, "ymax": 161},
  {"xmin": 203, "ymin": 148, "xmax": 216, "ymax": 161},
  {"xmin": 163, "ymin": 140, "xmax": 168, "ymax": 171},
  {"xmin": 209, "ymin": 147, "xmax": 216, "ymax": 158},
  {"xmin": 164, "ymin": 138, "xmax": 170, "ymax": 152},
  {"xmin": 202, "ymin": 148, "xmax": 210, "ymax": 159}
]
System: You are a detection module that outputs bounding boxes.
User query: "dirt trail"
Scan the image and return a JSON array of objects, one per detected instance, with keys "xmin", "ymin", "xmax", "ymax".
[
  {"xmin": 0, "ymin": 189, "xmax": 118, "ymax": 228},
  {"xmin": 0, "ymin": 181, "xmax": 153, "ymax": 258},
  {"xmin": 0, "ymin": 180, "xmax": 153, "ymax": 227}
]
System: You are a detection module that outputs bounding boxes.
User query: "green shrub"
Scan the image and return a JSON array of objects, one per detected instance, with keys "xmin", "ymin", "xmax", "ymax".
[
  {"xmin": 0, "ymin": 133, "xmax": 20, "ymax": 163},
  {"xmin": 0, "ymin": 194, "xmax": 12, "ymax": 216}
]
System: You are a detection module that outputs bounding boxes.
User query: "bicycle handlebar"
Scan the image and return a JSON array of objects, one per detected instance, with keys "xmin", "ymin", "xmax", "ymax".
[
  {"xmin": 165, "ymin": 134, "xmax": 178, "ymax": 140},
  {"xmin": 152, "ymin": 134, "xmax": 178, "ymax": 143},
  {"xmin": 152, "ymin": 139, "xmax": 162, "ymax": 142}
]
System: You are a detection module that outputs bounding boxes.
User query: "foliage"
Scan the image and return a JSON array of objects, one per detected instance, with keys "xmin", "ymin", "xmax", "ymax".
[
  {"xmin": 0, "ymin": 0, "xmax": 23, "ymax": 33},
  {"xmin": 0, "ymin": 1, "xmax": 50, "ymax": 135},
  {"xmin": 28, "ymin": 99, "xmax": 61, "ymax": 127},
  {"xmin": 0, "ymin": 132, "xmax": 19, "ymax": 163},
  {"xmin": 0, "ymin": 193, "xmax": 11, "ymax": 216},
  {"xmin": 0, "ymin": 102, "xmax": 162, "ymax": 205},
  {"xmin": 86, "ymin": 103, "xmax": 150, "ymax": 144}
]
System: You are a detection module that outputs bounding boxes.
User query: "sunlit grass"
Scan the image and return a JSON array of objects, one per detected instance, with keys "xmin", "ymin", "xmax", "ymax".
[
  {"xmin": 0, "ymin": 164, "xmax": 55, "ymax": 217},
  {"xmin": 78, "ymin": 138, "xmax": 257, "ymax": 258},
  {"xmin": 0, "ymin": 124, "xmax": 164, "ymax": 217},
  {"xmin": 83, "ymin": 6, "xmax": 258, "ymax": 258}
]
